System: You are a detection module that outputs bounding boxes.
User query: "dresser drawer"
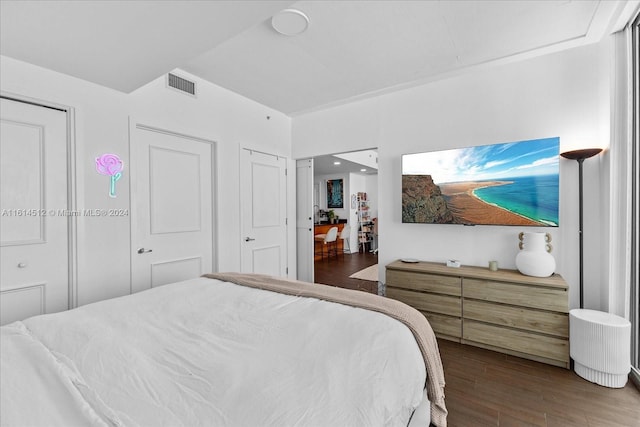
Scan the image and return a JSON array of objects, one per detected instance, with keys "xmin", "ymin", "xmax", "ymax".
[
  {"xmin": 463, "ymin": 278, "xmax": 568, "ymax": 313},
  {"xmin": 421, "ymin": 312, "xmax": 461, "ymax": 339},
  {"xmin": 464, "ymin": 299, "xmax": 568, "ymax": 337},
  {"xmin": 386, "ymin": 287, "xmax": 461, "ymax": 317},
  {"xmin": 386, "ymin": 260, "xmax": 570, "ymax": 368},
  {"xmin": 386, "ymin": 270, "xmax": 461, "ymax": 296},
  {"xmin": 463, "ymin": 320, "xmax": 569, "ymax": 363}
]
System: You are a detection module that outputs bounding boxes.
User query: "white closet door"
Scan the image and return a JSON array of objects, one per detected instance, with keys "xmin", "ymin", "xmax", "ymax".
[
  {"xmin": 130, "ymin": 125, "xmax": 214, "ymax": 293},
  {"xmin": 240, "ymin": 149, "xmax": 287, "ymax": 277},
  {"xmin": 0, "ymin": 98, "xmax": 68, "ymax": 325}
]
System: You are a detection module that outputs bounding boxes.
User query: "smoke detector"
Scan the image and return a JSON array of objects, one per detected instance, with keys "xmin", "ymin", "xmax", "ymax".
[{"xmin": 271, "ymin": 9, "xmax": 309, "ymax": 36}]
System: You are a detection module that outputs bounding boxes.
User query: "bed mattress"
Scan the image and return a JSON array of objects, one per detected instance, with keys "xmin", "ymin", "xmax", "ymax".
[{"xmin": 1, "ymin": 276, "xmax": 438, "ymax": 426}]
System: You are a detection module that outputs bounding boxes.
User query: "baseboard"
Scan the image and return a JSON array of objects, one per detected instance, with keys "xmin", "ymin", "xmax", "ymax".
[{"xmin": 630, "ymin": 366, "xmax": 640, "ymax": 391}]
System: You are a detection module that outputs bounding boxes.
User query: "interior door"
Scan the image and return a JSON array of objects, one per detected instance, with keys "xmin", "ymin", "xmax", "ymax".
[
  {"xmin": 131, "ymin": 124, "xmax": 214, "ymax": 293},
  {"xmin": 0, "ymin": 98, "xmax": 68, "ymax": 325},
  {"xmin": 296, "ymin": 158, "xmax": 314, "ymax": 283},
  {"xmin": 240, "ymin": 149, "xmax": 287, "ymax": 276}
]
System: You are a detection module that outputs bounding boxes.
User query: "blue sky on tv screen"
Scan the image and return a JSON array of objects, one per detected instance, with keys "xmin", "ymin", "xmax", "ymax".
[{"xmin": 402, "ymin": 137, "xmax": 559, "ymax": 184}]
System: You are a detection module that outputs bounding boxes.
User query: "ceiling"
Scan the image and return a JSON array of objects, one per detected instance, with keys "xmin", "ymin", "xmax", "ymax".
[
  {"xmin": 314, "ymin": 150, "xmax": 378, "ymax": 176},
  {"xmin": 0, "ymin": 1, "xmax": 636, "ymax": 116},
  {"xmin": 0, "ymin": 1, "xmax": 293, "ymax": 93}
]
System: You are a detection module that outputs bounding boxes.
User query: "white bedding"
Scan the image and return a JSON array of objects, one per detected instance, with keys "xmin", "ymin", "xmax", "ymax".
[
  {"xmin": 1, "ymin": 277, "xmax": 428, "ymax": 426},
  {"xmin": 0, "ymin": 323, "xmax": 123, "ymax": 427}
]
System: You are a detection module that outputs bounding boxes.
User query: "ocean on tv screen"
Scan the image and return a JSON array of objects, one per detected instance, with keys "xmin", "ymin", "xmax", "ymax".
[{"xmin": 471, "ymin": 175, "xmax": 559, "ymax": 226}]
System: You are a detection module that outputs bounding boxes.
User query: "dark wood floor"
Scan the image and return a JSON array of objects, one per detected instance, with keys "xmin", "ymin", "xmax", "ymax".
[
  {"xmin": 439, "ymin": 338, "xmax": 640, "ymax": 426},
  {"xmin": 313, "ymin": 256, "xmax": 640, "ymax": 426},
  {"xmin": 313, "ymin": 250, "xmax": 378, "ymax": 293}
]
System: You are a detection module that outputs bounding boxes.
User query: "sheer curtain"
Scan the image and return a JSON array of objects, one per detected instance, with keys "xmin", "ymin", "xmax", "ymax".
[
  {"xmin": 631, "ymin": 11, "xmax": 639, "ymax": 384},
  {"xmin": 609, "ymin": 9, "xmax": 639, "ymax": 387},
  {"xmin": 609, "ymin": 26, "xmax": 633, "ymax": 319}
]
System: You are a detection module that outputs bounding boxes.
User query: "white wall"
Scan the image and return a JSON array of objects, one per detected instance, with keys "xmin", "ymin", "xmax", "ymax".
[
  {"xmin": 1, "ymin": 56, "xmax": 292, "ymax": 306},
  {"xmin": 293, "ymin": 41, "xmax": 612, "ymax": 310},
  {"xmin": 129, "ymin": 70, "xmax": 294, "ymax": 279}
]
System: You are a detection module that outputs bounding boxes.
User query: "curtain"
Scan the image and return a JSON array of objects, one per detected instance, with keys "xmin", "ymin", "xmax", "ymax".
[
  {"xmin": 631, "ymin": 11, "xmax": 639, "ymax": 375},
  {"xmin": 609, "ymin": 9, "xmax": 639, "ymax": 377},
  {"xmin": 608, "ymin": 28, "xmax": 633, "ymax": 318}
]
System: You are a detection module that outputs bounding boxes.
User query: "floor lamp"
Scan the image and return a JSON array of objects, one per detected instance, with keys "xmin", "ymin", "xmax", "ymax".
[{"xmin": 560, "ymin": 148, "xmax": 603, "ymax": 309}]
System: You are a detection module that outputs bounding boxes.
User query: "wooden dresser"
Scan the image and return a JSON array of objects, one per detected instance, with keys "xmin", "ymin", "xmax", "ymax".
[{"xmin": 386, "ymin": 260, "xmax": 570, "ymax": 368}]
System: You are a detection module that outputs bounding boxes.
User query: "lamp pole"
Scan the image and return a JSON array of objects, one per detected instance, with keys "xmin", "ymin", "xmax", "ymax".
[{"xmin": 560, "ymin": 148, "xmax": 602, "ymax": 309}]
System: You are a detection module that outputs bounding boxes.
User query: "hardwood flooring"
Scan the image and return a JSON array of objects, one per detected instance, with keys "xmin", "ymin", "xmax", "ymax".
[
  {"xmin": 313, "ymin": 256, "xmax": 640, "ymax": 426},
  {"xmin": 313, "ymin": 251, "xmax": 378, "ymax": 294},
  {"xmin": 439, "ymin": 339, "xmax": 640, "ymax": 427}
]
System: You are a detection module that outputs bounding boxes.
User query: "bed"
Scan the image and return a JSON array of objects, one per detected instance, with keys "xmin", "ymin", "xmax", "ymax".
[{"xmin": 1, "ymin": 272, "xmax": 447, "ymax": 427}]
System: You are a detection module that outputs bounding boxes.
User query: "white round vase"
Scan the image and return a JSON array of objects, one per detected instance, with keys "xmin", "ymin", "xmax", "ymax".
[{"xmin": 515, "ymin": 232, "xmax": 556, "ymax": 278}]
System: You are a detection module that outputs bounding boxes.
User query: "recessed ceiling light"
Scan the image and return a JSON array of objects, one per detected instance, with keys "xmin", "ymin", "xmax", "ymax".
[
  {"xmin": 361, "ymin": 168, "xmax": 367, "ymax": 172},
  {"xmin": 333, "ymin": 161, "xmax": 341, "ymax": 165},
  {"xmin": 271, "ymin": 9, "xmax": 309, "ymax": 36}
]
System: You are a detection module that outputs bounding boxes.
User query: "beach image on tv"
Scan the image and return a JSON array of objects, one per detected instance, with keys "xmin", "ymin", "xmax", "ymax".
[{"xmin": 402, "ymin": 137, "xmax": 559, "ymax": 226}]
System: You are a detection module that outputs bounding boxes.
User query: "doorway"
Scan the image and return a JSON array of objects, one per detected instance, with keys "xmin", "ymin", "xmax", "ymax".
[{"xmin": 309, "ymin": 149, "xmax": 378, "ymax": 293}]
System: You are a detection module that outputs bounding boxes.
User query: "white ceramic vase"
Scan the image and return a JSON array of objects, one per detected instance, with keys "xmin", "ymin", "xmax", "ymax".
[{"xmin": 515, "ymin": 232, "xmax": 556, "ymax": 277}]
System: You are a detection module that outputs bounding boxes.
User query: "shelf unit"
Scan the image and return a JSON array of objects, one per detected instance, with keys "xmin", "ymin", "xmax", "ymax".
[{"xmin": 356, "ymin": 192, "xmax": 372, "ymax": 252}]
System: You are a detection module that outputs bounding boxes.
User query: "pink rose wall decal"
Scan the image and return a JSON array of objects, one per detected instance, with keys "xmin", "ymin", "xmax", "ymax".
[{"xmin": 95, "ymin": 154, "xmax": 123, "ymax": 198}]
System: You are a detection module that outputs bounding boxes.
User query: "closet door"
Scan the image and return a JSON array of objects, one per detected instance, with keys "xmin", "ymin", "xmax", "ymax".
[
  {"xmin": 0, "ymin": 98, "xmax": 69, "ymax": 325},
  {"xmin": 240, "ymin": 149, "xmax": 287, "ymax": 277},
  {"xmin": 130, "ymin": 124, "xmax": 214, "ymax": 292}
]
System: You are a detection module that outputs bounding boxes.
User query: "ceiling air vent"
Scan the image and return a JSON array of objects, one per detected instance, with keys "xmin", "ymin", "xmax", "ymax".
[{"xmin": 166, "ymin": 73, "xmax": 196, "ymax": 97}]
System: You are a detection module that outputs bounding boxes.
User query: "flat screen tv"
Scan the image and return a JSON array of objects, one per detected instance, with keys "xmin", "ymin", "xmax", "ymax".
[{"xmin": 402, "ymin": 137, "xmax": 559, "ymax": 226}]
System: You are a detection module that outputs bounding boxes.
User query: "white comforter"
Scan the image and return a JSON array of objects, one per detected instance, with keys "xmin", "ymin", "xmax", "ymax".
[{"xmin": 1, "ymin": 277, "xmax": 427, "ymax": 426}]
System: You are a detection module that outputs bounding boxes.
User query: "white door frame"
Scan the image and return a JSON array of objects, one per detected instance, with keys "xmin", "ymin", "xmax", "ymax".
[
  {"xmin": 129, "ymin": 120, "xmax": 218, "ymax": 292},
  {"xmin": 296, "ymin": 158, "xmax": 314, "ymax": 283},
  {"xmin": 1, "ymin": 91, "xmax": 78, "ymax": 309}
]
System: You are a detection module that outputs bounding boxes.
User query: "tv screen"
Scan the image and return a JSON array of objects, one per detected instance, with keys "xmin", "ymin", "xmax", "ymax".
[{"xmin": 402, "ymin": 137, "xmax": 559, "ymax": 226}]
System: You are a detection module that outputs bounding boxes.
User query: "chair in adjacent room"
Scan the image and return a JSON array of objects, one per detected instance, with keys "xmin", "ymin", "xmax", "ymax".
[
  {"xmin": 339, "ymin": 225, "xmax": 351, "ymax": 255},
  {"xmin": 314, "ymin": 226, "xmax": 339, "ymax": 260},
  {"xmin": 370, "ymin": 218, "xmax": 379, "ymax": 254}
]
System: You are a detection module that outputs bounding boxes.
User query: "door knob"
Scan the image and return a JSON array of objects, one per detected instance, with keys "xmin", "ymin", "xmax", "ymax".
[
  {"xmin": 137, "ymin": 248, "xmax": 153, "ymax": 254},
  {"xmin": 245, "ymin": 237, "xmax": 255, "ymax": 242}
]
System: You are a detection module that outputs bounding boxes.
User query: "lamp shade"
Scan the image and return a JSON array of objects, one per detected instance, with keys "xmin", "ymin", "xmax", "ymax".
[{"xmin": 560, "ymin": 148, "xmax": 602, "ymax": 161}]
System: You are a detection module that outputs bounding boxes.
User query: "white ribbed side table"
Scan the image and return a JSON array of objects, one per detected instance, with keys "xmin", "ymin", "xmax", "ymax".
[{"xmin": 569, "ymin": 309, "xmax": 631, "ymax": 388}]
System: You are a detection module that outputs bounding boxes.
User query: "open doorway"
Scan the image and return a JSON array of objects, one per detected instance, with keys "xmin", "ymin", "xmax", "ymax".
[{"xmin": 311, "ymin": 149, "xmax": 378, "ymax": 293}]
